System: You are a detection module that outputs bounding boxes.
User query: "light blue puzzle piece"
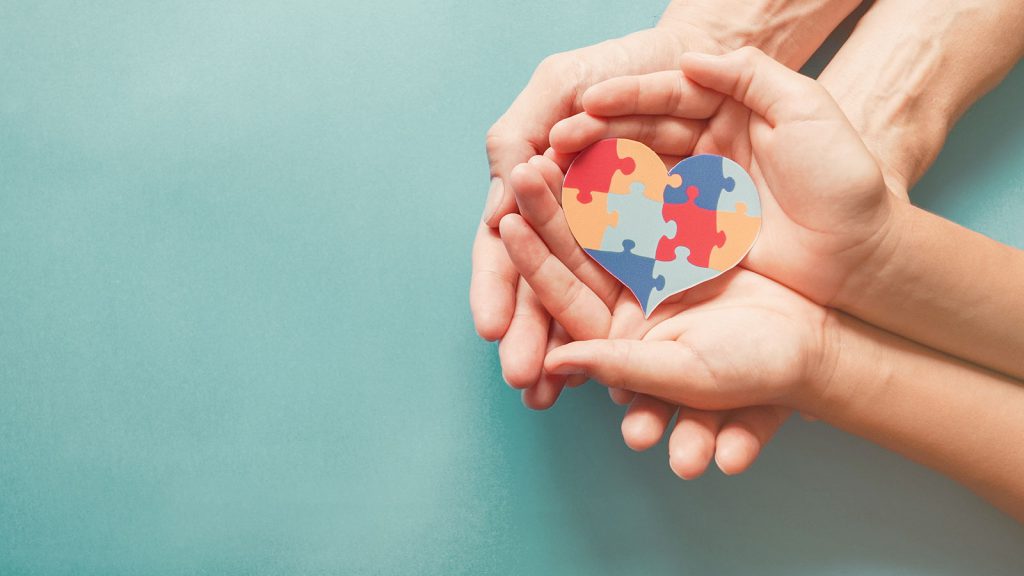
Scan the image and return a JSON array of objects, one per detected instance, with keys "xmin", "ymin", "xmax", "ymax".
[
  {"xmin": 717, "ymin": 158, "xmax": 762, "ymax": 216},
  {"xmin": 601, "ymin": 181, "xmax": 675, "ymax": 259},
  {"xmin": 645, "ymin": 247, "xmax": 718, "ymax": 317}
]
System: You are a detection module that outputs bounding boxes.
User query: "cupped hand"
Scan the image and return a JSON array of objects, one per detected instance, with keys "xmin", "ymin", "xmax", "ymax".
[
  {"xmin": 550, "ymin": 47, "xmax": 897, "ymax": 307},
  {"xmin": 543, "ymin": 267, "xmax": 833, "ymax": 422},
  {"xmin": 470, "ymin": 26, "xmax": 726, "ymax": 409},
  {"xmin": 499, "ymin": 157, "xmax": 794, "ymax": 478}
]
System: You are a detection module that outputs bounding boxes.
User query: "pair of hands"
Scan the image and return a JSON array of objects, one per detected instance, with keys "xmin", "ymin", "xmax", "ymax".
[{"xmin": 474, "ymin": 41, "xmax": 897, "ymax": 478}]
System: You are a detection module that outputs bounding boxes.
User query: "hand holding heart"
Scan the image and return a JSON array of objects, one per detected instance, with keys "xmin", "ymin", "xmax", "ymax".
[
  {"xmin": 498, "ymin": 48, "xmax": 899, "ymax": 475},
  {"xmin": 550, "ymin": 47, "xmax": 897, "ymax": 307}
]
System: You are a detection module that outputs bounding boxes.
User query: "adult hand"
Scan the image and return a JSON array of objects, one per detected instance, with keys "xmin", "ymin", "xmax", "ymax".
[{"xmin": 471, "ymin": 25, "xmax": 725, "ymax": 409}]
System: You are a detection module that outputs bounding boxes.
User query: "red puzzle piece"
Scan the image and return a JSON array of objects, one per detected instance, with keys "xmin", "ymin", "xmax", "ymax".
[
  {"xmin": 657, "ymin": 186, "xmax": 725, "ymax": 267},
  {"xmin": 564, "ymin": 139, "xmax": 636, "ymax": 204}
]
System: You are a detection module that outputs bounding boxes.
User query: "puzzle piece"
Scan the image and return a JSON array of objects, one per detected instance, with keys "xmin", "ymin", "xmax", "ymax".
[
  {"xmin": 564, "ymin": 138, "xmax": 636, "ymax": 203},
  {"xmin": 708, "ymin": 202, "xmax": 761, "ymax": 271},
  {"xmin": 562, "ymin": 186, "xmax": 619, "ymax": 250},
  {"xmin": 601, "ymin": 183, "xmax": 675, "ymax": 259},
  {"xmin": 609, "ymin": 139, "xmax": 683, "ymax": 203},
  {"xmin": 716, "ymin": 157, "xmax": 762, "ymax": 216},
  {"xmin": 586, "ymin": 240, "xmax": 665, "ymax": 313},
  {"xmin": 646, "ymin": 246, "xmax": 718, "ymax": 316},
  {"xmin": 657, "ymin": 187, "xmax": 725, "ymax": 267},
  {"xmin": 664, "ymin": 154, "xmax": 735, "ymax": 210}
]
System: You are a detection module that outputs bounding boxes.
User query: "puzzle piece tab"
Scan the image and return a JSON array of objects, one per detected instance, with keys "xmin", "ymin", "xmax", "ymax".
[
  {"xmin": 717, "ymin": 157, "xmax": 762, "ymax": 216},
  {"xmin": 708, "ymin": 202, "xmax": 761, "ymax": 271},
  {"xmin": 657, "ymin": 187, "xmax": 725, "ymax": 267},
  {"xmin": 665, "ymin": 154, "xmax": 735, "ymax": 210},
  {"xmin": 646, "ymin": 246, "xmax": 718, "ymax": 316},
  {"xmin": 609, "ymin": 139, "xmax": 683, "ymax": 203},
  {"xmin": 586, "ymin": 240, "xmax": 665, "ymax": 313},
  {"xmin": 562, "ymin": 186, "xmax": 619, "ymax": 250},
  {"xmin": 601, "ymin": 183, "xmax": 675, "ymax": 259},
  {"xmin": 564, "ymin": 138, "xmax": 636, "ymax": 204}
]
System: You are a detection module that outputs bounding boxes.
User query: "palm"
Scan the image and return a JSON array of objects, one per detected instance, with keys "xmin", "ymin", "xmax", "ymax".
[{"xmin": 692, "ymin": 100, "xmax": 892, "ymax": 304}]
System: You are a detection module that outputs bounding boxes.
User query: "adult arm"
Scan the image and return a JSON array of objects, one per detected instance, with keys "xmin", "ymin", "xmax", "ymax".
[
  {"xmin": 819, "ymin": 0, "xmax": 1024, "ymax": 379},
  {"xmin": 818, "ymin": 0, "xmax": 1024, "ymax": 197}
]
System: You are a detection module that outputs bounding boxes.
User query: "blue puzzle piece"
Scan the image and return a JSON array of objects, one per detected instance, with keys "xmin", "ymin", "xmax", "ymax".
[
  {"xmin": 716, "ymin": 157, "xmax": 761, "ymax": 216},
  {"xmin": 664, "ymin": 154, "xmax": 736, "ymax": 210},
  {"xmin": 601, "ymin": 182, "xmax": 675, "ymax": 259},
  {"xmin": 586, "ymin": 240, "xmax": 665, "ymax": 313},
  {"xmin": 645, "ymin": 246, "xmax": 718, "ymax": 316}
]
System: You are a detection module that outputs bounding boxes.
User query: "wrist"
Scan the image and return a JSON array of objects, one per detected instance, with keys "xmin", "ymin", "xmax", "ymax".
[
  {"xmin": 830, "ymin": 195, "xmax": 913, "ymax": 315},
  {"xmin": 795, "ymin": 310, "xmax": 892, "ymax": 422},
  {"xmin": 819, "ymin": 67, "xmax": 954, "ymax": 196},
  {"xmin": 660, "ymin": 0, "xmax": 860, "ymax": 68}
]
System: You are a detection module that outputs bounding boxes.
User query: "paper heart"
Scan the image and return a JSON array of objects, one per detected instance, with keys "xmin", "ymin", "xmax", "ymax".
[{"xmin": 562, "ymin": 138, "xmax": 762, "ymax": 317}]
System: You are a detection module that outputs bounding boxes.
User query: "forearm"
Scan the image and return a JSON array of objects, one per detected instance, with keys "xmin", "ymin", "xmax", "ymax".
[
  {"xmin": 806, "ymin": 311, "xmax": 1024, "ymax": 521},
  {"xmin": 837, "ymin": 200, "xmax": 1024, "ymax": 380},
  {"xmin": 818, "ymin": 0, "xmax": 1024, "ymax": 195},
  {"xmin": 660, "ymin": 0, "xmax": 863, "ymax": 68}
]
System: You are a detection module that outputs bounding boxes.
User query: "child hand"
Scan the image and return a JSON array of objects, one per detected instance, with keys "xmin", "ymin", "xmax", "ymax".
[{"xmin": 549, "ymin": 47, "xmax": 897, "ymax": 307}]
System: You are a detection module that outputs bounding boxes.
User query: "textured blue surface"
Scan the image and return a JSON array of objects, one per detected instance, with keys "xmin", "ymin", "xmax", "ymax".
[{"xmin": 1, "ymin": 2, "xmax": 1022, "ymax": 574}]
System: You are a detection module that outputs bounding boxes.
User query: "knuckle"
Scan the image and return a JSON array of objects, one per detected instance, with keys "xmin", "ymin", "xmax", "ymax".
[
  {"xmin": 537, "ymin": 52, "xmax": 571, "ymax": 76},
  {"xmin": 735, "ymin": 45, "xmax": 764, "ymax": 62},
  {"xmin": 485, "ymin": 124, "xmax": 513, "ymax": 157},
  {"xmin": 604, "ymin": 340, "xmax": 634, "ymax": 388}
]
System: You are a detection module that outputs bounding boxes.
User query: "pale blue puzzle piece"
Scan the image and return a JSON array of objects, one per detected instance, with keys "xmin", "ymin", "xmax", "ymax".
[
  {"xmin": 645, "ymin": 246, "xmax": 718, "ymax": 317},
  {"xmin": 601, "ymin": 181, "xmax": 675, "ymax": 259},
  {"xmin": 717, "ymin": 158, "xmax": 762, "ymax": 216}
]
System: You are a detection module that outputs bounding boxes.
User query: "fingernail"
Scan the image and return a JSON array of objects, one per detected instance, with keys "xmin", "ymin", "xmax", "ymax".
[
  {"xmin": 483, "ymin": 177, "xmax": 504, "ymax": 224},
  {"xmin": 714, "ymin": 450, "xmax": 733, "ymax": 476}
]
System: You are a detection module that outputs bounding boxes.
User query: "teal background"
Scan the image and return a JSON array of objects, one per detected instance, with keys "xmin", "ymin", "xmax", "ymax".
[{"xmin": 1, "ymin": 1, "xmax": 1023, "ymax": 574}]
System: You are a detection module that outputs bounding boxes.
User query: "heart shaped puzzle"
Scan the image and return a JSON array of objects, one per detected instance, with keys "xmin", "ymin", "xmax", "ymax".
[{"xmin": 562, "ymin": 138, "xmax": 762, "ymax": 317}]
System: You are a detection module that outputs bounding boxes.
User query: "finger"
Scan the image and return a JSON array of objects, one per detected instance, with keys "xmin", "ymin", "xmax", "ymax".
[
  {"xmin": 498, "ymin": 278, "xmax": 550, "ymax": 389},
  {"xmin": 527, "ymin": 155, "xmax": 564, "ymax": 199},
  {"xmin": 522, "ymin": 319, "xmax": 572, "ymax": 410},
  {"xmin": 508, "ymin": 162, "xmax": 619, "ymax": 307},
  {"xmin": 545, "ymin": 340, "xmax": 713, "ymax": 405},
  {"xmin": 620, "ymin": 395, "xmax": 677, "ymax": 451},
  {"xmin": 549, "ymin": 113, "xmax": 703, "ymax": 157},
  {"xmin": 679, "ymin": 47, "xmax": 837, "ymax": 127},
  {"xmin": 565, "ymin": 374, "xmax": 588, "ymax": 388},
  {"xmin": 498, "ymin": 214, "xmax": 612, "ymax": 342},
  {"xmin": 469, "ymin": 221, "xmax": 517, "ymax": 340},
  {"xmin": 609, "ymin": 388, "xmax": 636, "ymax": 405},
  {"xmin": 482, "ymin": 135, "xmax": 535, "ymax": 227},
  {"xmin": 714, "ymin": 406, "xmax": 791, "ymax": 475},
  {"xmin": 668, "ymin": 408, "xmax": 727, "ymax": 480},
  {"xmin": 581, "ymin": 70, "xmax": 724, "ymax": 119},
  {"xmin": 604, "ymin": 293, "xmax": 649, "ymax": 406},
  {"xmin": 484, "ymin": 57, "xmax": 588, "ymax": 227},
  {"xmin": 543, "ymin": 147, "xmax": 576, "ymax": 174}
]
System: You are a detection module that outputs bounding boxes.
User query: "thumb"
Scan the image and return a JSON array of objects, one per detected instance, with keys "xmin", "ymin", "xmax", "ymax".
[
  {"xmin": 545, "ymin": 339, "xmax": 712, "ymax": 405},
  {"xmin": 482, "ymin": 127, "xmax": 538, "ymax": 227},
  {"xmin": 679, "ymin": 47, "xmax": 841, "ymax": 126}
]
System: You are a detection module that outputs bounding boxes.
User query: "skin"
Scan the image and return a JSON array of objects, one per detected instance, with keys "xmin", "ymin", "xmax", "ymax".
[
  {"xmin": 610, "ymin": 0, "xmax": 1024, "ymax": 464},
  {"xmin": 558, "ymin": 47, "xmax": 1024, "ymax": 381},
  {"xmin": 473, "ymin": 0, "xmax": 1024, "ymax": 476},
  {"xmin": 542, "ymin": 277, "xmax": 1024, "ymax": 523},
  {"xmin": 472, "ymin": 0, "xmax": 865, "ymax": 476},
  {"xmin": 506, "ymin": 49, "xmax": 1024, "ymax": 520}
]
